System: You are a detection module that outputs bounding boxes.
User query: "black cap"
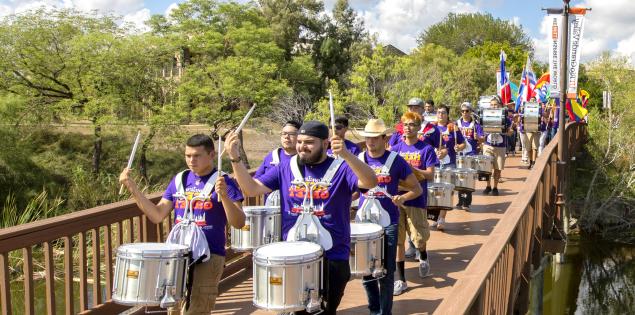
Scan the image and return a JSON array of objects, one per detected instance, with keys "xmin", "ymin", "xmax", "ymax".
[{"xmin": 299, "ymin": 121, "xmax": 329, "ymax": 139}]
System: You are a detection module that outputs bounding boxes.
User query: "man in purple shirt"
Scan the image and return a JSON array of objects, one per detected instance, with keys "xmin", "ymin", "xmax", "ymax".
[
  {"xmin": 225, "ymin": 121, "xmax": 377, "ymax": 315},
  {"xmin": 357, "ymin": 119, "xmax": 422, "ymax": 314},
  {"xmin": 254, "ymin": 120, "xmax": 301, "ymax": 178},
  {"xmin": 456, "ymin": 102, "xmax": 484, "ymax": 209},
  {"xmin": 388, "ymin": 97, "xmax": 442, "ymax": 150},
  {"xmin": 389, "ymin": 112, "xmax": 439, "ymax": 296},
  {"xmin": 327, "ymin": 115, "xmax": 361, "ymax": 156},
  {"xmin": 483, "ymin": 96, "xmax": 516, "ymax": 195},
  {"xmin": 119, "ymin": 134, "xmax": 245, "ymax": 314}
]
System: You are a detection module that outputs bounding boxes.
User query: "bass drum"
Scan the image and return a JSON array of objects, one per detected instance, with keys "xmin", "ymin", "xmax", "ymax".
[
  {"xmin": 481, "ymin": 108, "xmax": 508, "ymax": 133},
  {"xmin": 523, "ymin": 102, "xmax": 541, "ymax": 132}
]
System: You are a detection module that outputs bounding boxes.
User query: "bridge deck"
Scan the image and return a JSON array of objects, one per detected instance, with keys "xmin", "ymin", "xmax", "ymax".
[{"xmin": 212, "ymin": 156, "xmax": 529, "ymax": 315}]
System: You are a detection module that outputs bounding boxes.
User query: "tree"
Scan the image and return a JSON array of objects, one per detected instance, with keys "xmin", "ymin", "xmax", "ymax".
[{"xmin": 418, "ymin": 13, "xmax": 533, "ymax": 56}]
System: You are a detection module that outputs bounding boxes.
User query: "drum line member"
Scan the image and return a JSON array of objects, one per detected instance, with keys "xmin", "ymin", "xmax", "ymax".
[
  {"xmin": 520, "ymin": 102, "xmax": 541, "ymax": 169},
  {"xmin": 387, "ymin": 97, "xmax": 442, "ymax": 258},
  {"xmin": 119, "ymin": 134, "xmax": 245, "ymax": 315},
  {"xmin": 390, "ymin": 112, "xmax": 439, "ymax": 296},
  {"xmin": 456, "ymin": 102, "xmax": 484, "ymax": 210},
  {"xmin": 357, "ymin": 119, "xmax": 422, "ymax": 314},
  {"xmin": 434, "ymin": 105, "xmax": 466, "ymax": 230},
  {"xmin": 327, "ymin": 115, "xmax": 362, "ymax": 156},
  {"xmin": 483, "ymin": 96, "xmax": 516, "ymax": 196},
  {"xmin": 538, "ymin": 102, "xmax": 550, "ymax": 156},
  {"xmin": 225, "ymin": 121, "xmax": 377, "ymax": 315}
]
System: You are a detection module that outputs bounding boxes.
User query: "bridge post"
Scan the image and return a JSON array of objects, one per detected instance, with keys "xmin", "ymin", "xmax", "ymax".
[{"xmin": 555, "ymin": 0, "xmax": 570, "ymax": 243}]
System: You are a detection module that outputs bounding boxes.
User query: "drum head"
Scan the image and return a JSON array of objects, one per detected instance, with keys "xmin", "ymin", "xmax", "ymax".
[
  {"xmin": 117, "ymin": 242, "xmax": 189, "ymax": 258},
  {"xmin": 243, "ymin": 205, "xmax": 281, "ymax": 215},
  {"xmin": 350, "ymin": 222, "xmax": 383, "ymax": 240},
  {"xmin": 254, "ymin": 241, "xmax": 322, "ymax": 264}
]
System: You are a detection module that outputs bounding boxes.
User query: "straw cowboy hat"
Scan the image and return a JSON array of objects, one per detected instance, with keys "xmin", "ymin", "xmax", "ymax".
[{"xmin": 358, "ymin": 119, "xmax": 392, "ymax": 137}]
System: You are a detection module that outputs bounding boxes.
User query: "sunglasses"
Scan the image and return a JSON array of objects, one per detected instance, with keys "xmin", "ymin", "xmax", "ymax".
[
  {"xmin": 403, "ymin": 122, "xmax": 419, "ymax": 127},
  {"xmin": 334, "ymin": 125, "xmax": 345, "ymax": 130},
  {"xmin": 461, "ymin": 110, "xmax": 471, "ymax": 113}
]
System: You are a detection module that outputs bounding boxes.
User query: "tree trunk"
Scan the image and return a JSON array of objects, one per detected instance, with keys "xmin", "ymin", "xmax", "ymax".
[
  {"xmin": 92, "ymin": 119, "xmax": 102, "ymax": 176},
  {"xmin": 139, "ymin": 128, "xmax": 156, "ymax": 183},
  {"xmin": 238, "ymin": 130, "xmax": 250, "ymax": 169}
]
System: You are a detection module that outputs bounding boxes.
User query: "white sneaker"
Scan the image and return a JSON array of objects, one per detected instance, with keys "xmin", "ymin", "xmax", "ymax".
[
  {"xmin": 419, "ymin": 260, "xmax": 431, "ymax": 278},
  {"xmin": 430, "ymin": 220, "xmax": 438, "ymax": 228},
  {"xmin": 437, "ymin": 218, "xmax": 446, "ymax": 231},
  {"xmin": 393, "ymin": 280, "xmax": 408, "ymax": 295}
]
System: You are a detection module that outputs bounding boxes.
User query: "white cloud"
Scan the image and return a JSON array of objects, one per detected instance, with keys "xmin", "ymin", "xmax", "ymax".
[
  {"xmin": 122, "ymin": 8, "xmax": 150, "ymax": 33},
  {"xmin": 616, "ymin": 33, "xmax": 635, "ymax": 64},
  {"xmin": 165, "ymin": 2, "xmax": 179, "ymax": 18},
  {"xmin": 0, "ymin": 0, "xmax": 143, "ymax": 17},
  {"xmin": 360, "ymin": 0, "xmax": 478, "ymax": 53}
]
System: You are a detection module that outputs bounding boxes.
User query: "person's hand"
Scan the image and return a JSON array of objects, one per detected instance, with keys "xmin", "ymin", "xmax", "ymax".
[
  {"xmin": 392, "ymin": 195, "xmax": 405, "ymax": 207},
  {"xmin": 224, "ymin": 132, "xmax": 241, "ymax": 161},
  {"xmin": 437, "ymin": 148, "xmax": 448, "ymax": 159},
  {"xmin": 330, "ymin": 135, "xmax": 351, "ymax": 158},
  {"xmin": 119, "ymin": 168, "xmax": 133, "ymax": 188},
  {"xmin": 215, "ymin": 176, "xmax": 228, "ymax": 199}
]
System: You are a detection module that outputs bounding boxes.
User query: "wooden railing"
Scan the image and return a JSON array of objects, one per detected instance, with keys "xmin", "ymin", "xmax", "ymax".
[
  {"xmin": 0, "ymin": 172, "xmax": 262, "ymax": 315},
  {"xmin": 433, "ymin": 122, "xmax": 587, "ymax": 315}
]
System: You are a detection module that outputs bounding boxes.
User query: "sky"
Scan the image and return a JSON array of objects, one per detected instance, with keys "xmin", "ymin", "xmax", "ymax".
[{"xmin": 1, "ymin": 0, "xmax": 633, "ymax": 64}]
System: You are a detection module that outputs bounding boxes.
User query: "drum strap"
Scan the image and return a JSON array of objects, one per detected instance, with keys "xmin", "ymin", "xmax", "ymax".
[
  {"xmin": 270, "ymin": 148, "xmax": 281, "ymax": 165},
  {"xmin": 290, "ymin": 155, "xmax": 344, "ymax": 185},
  {"xmin": 357, "ymin": 151, "xmax": 397, "ymax": 175},
  {"xmin": 175, "ymin": 169, "xmax": 220, "ymax": 198}
]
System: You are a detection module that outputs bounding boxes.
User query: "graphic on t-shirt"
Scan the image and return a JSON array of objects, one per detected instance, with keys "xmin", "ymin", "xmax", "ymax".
[
  {"xmin": 287, "ymin": 176, "xmax": 330, "ymax": 217},
  {"xmin": 174, "ymin": 190, "xmax": 215, "ymax": 227},
  {"xmin": 399, "ymin": 152, "xmax": 423, "ymax": 168}
]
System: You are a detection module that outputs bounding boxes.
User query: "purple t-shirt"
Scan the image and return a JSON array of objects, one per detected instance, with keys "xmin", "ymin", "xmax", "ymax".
[
  {"xmin": 163, "ymin": 170, "xmax": 244, "ymax": 256},
  {"xmin": 485, "ymin": 117, "xmax": 512, "ymax": 148},
  {"xmin": 327, "ymin": 139, "xmax": 361, "ymax": 157},
  {"xmin": 388, "ymin": 122, "xmax": 441, "ymax": 149},
  {"xmin": 257, "ymin": 157, "xmax": 359, "ymax": 261},
  {"xmin": 358, "ymin": 151, "xmax": 413, "ymax": 225},
  {"xmin": 390, "ymin": 140, "xmax": 439, "ymax": 208},
  {"xmin": 458, "ymin": 118, "xmax": 484, "ymax": 156},
  {"xmin": 254, "ymin": 148, "xmax": 295, "ymax": 179},
  {"xmin": 437, "ymin": 124, "xmax": 465, "ymax": 165}
]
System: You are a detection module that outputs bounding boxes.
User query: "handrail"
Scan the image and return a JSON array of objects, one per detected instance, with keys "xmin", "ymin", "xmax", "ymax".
[
  {"xmin": 0, "ymin": 170, "xmax": 262, "ymax": 315},
  {"xmin": 433, "ymin": 122, "xmax": 587, "ymax": 315}
]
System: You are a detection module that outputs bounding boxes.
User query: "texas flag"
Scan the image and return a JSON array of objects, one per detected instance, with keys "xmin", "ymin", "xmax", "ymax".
[
  {"xmin": 515, "ymin": 56, "xmax": 537, "ymax": 111},
  {"xmin": 499, "ymin": 50, "xmax": 512, "ymax": 104}
]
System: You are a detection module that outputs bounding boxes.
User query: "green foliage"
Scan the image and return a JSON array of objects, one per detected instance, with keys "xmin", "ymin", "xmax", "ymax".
[
  {"xmin": 2, "ymin": 190, "xmax": 64, "ymax": 228},
  {"xmin": 418, "ymin": 13, "xmax": 533, "ymax": 56}
]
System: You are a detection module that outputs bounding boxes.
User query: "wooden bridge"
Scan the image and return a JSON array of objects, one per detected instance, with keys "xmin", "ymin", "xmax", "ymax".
[{"xmin": 0, "ymin": 122, "xmax": 586, "ymax": 315}]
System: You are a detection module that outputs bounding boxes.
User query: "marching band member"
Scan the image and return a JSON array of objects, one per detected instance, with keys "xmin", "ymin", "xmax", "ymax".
[
  {"xmin": 254, "ymin": 120, "xmax": 301, "ymax": 178},
  {"xmin": 388, "ymin": 97, "xmax": 441, "ymax": 149},
  {"xmin": 226, "ymin": 121, "xmax": 377, "ymax": 315},
  {"xmin": 483, "ymin": 96, "xmax": 516, "ymax": 196},
  {"xmin": 456, "ymin": 102, "xmax": 484, "ymax": 210},
  {"xmin": 119, "ymin": 134, "xmax": 245, "ymax": 314},
  {"xmin": 357, "ymin": 119, "xmax": 422, "ymax": 314},
  {"xmin": 390, "ymin": 112, "xmax": 439, "ymax": 295},
  {"xmin": 327, "ymin": 115, "xmax": 362, "ymax": 156},
  {"xmin": 434, "ymin": 105, "xmax": 466, "ymax": 230}
]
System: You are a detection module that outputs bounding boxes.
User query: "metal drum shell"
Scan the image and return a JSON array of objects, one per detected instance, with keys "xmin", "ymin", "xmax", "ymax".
[
  {"xmin": 434, "ymin": 167, "xmax": 454, "ymax": 185},
  {"xmin": 481, "ymin": 108, "xmax": 508, "ymax": 134},
  {"xmin": 349, "ymin": 223, "xmax": 384, "ymax": 278},
  {"xmin": 523, "ymin": 103, "xmax": 541, "ymax": 133},
  {"xmin": 451, "ymin": 168, "xmax": 478, "ymax": 192},
  {"xmin": 472, "ymin": 155, "xmax": 494, "ymax": 175},
  {"xmin": 253, "ymin": 241, "xmax": 323, "ymax": 312},
  {"xmin": 427, "ymin": 182, "xmax": 454, "ymax": 211},
  {"xmin": 230, "ymin": 206, "xmax": 281, "ymax": 251},
  {"xmin": 112, "ymin": 243, "xmax": 189, "ymax": 306},
  {"xmin": 456, "ymin": 155, "xmax": 476, "ymax": 170}
]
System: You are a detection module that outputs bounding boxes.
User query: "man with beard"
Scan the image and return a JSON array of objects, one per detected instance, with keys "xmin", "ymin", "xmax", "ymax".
[
  {"xmin": 225, "ymin": 121, "xmax": 377, "ymax": 314},
  {"xmin": 357, "ymin": 118, "xmax": 422, "ymax": 314}
]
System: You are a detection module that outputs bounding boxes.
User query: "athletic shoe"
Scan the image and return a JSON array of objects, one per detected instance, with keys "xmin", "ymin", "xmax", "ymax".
[
  {"xmin": 462, "ymin": 205, "xmax": 470, "ymax": 211},
  {"xmin": 393, "ymin": 280, "xmax": 408, "ymax": 296},
  {"xmin": 404, "ymin": 245, "xmax": 416, "ymax": 259},
  {"xmin": 430, "ymin": 220, "xmax": 438, "ymax": 228},
  {"xmin": 437, "ymin": 218, "xmax": 446, "ymax": 231},
  {"xmin": 419, "ymin": 260, "xmax": 431, "ymax": 278},
  {"xmin": 483, "ymin": 186, "xmax": 492, "ymax": 194},
  {"xmin": 492, "ymin": 188, "xmax": 499, "ymax": 196}
]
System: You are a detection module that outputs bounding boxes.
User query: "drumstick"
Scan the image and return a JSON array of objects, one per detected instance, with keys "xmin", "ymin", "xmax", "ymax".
[
  {"xmin": 235, "ymin": 103, "xmax": 256, "ymax": 134},
  {"xmin": 217, "ymin": 135, "xmax": 222, "ymax": 202},
  {"xmin": 119, "ymin": 130, "xmax": 141, "ymax": 195},
  {"xmin": 328, "ymin": 90, "xmax": 338, "ymax": 158}
]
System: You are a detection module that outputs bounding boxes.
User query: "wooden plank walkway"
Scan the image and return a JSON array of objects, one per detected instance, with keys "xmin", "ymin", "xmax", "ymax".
[{"xmin": 212, "ymin": 155, "xmax": 530, "ymax": 315}]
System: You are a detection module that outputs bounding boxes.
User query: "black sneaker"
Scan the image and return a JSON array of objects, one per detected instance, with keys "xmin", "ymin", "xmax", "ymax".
[
  {"xmin": 483, "ymin": 186, "xmax": 492, "ymax": 194},
  {"xmin": 492, "ymin": 188, "xmax": 499, "ymax": 196}
]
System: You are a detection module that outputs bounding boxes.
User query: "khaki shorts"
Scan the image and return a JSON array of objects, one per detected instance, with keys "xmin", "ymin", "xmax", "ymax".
[
  {"xmin": 483, "ymin": 145, "xmax": 506, "ymax": 170},
  {"xmin": 523, "ymin": 132, "xmax": 540, "ymax": 152},
  {"xmin": 398, "ymin": 206, "xmax": 430, "ymax": 249},
  {"xmin": 168, "ymin": 253, "xmax": 225, "ymax": 315}
]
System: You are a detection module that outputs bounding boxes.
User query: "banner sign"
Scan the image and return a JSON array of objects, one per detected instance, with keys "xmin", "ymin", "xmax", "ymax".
[
  {"xmin": 567, "ymin": 10, "xmax": 586, "ymax": 98},
  {"xmin": 549, "ymin": 15, "xmax": 562, "ymax": 97}
]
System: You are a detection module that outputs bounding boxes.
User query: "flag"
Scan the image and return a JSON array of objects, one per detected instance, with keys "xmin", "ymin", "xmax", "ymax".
[
  {"xmin": 534, "ymin": 72, "xmax": 550, "ymax": 103},
  {"xmin": 515, "ymin": 56, "xmax": 537, "ymax": 111},
  {"xmin": 566, "ymin": 95, "xmax": 589, "ymax": 122},
  {"xmin": 499, "ymin": 50, "xmax": 512, "ymax": 104},
  {"xmin": 579, "ymin": 89, "xmax": 590, "ymax": 107}
]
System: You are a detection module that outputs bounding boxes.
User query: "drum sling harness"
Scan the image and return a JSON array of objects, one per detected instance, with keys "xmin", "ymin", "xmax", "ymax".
[
  {"xmin": 167, "ymin": 169, "xmax": 219, "ymax": 310},
  {"xmin": 456, "ymin": 119, "xmax": 473, "ymax": 155},
  {"xmin": 355, "ymin": 152, "xmax": 396, "ymax": 227},
  {"xmin": 265, "ymin": 148, "xmax": 282, "ymax": 206},
  {"xmin": 287, "ymin": 156, "xmax": 343, "ymax": 250}
]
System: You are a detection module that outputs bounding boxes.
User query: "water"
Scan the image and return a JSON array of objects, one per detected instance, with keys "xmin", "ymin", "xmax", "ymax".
[{"xmin": 541, "ymin": 237, "xmax": 635, "ymax": 314}]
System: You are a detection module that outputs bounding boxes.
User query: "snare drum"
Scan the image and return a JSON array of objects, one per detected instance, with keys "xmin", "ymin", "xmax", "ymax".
[
  {"xmin": 451, "ymin": 168, "xmax": 478, "ymax": 192},
  {"xmin": 231, "ymin": 206, "xmax": 281, "ymax": 251},
  {"xmin": 350, "ymin": 223, "xmax": 384, "ymax": 278},
  {"xmin": 112, "ymin": 243, "xmax": 189, "ymax": 307},
  {"xmin": 427, "ymin": 183, "xmax": 455, "ymax": 211},
  {"xmin": 472, "ymin": 155, "xmax": 494, "ymax": 175},
  {"xmin": 434, "ymin": 167, "xmax": 454, "ymax": 184},
  {"xmin": 523, "ymin": 102, "xmax": 541, "ymax": 132},
  {"xmin": 456, "ymin": 155, "xmax": 475, "ymax": 169},
  {"xmin": 253, "ymin": 241, "xmax": 323, "ymax": 312},
  {"xmin": 481, "ymin": 108, "xmax": 508, "ymax": 133}
]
